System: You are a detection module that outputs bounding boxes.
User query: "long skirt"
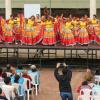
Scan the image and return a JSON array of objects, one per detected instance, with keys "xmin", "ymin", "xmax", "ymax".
[
  {"xmin": 21, "ymin": 29, "xmax": 27, "ymax": 44},
  {"xmin": 87, "ymin": 25, "xmax": 96, "ymax": 42},
  {"xmin": 3, "ymin": 29, "xmax": 14, "ymax": 43},
  {"xmin": 42, "ymin": 27, "xmax": 56, "ymax": 45},
  {"xmin": 32, "ymin": 25, "xmax": 43, "ymax": 45},
  {"xmin": 78, "ymin": 28, "xmax": 89, "ymax": 45},
  {"xmin": 0, "ymin": 26, "xmax": 3, "ymax": 42},
  {"xmin": 73, "ymin": 27, "xmax": 79, "ymax": 43},
  {"xmin": 13, "ymin": 26, "xmax": 21, "ymax": 42},
  {"xmin": 60, "ymin": 29, "xmax": 76, "ymax": 46},
  {"xmin": 94, "ymin": 26, "xmax": 100, "ymax": 44}
]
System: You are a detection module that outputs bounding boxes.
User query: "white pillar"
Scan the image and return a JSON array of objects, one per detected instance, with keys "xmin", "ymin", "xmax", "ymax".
[
  {"xmin": 5, "ymin": 0, "xmax": 12, "ymax": 19},
  {"xmin": 90, "ymin": 0, "xmax": 96, "ymax": 18}
]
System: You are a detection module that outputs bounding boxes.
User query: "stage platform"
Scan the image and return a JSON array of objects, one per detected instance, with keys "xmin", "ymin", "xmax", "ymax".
[
  {"xmin": 0, "ymin": 43, "xmax": 100, "ymax": 67},
  {"xmin": 0, "ymin": 43, "xmax": 100, "ymax": 50}
]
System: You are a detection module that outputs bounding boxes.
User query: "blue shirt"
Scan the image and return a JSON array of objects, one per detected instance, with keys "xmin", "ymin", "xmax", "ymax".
[{"xmin": 11, "ymin": 75, "xmax": 24, "ymax": 84}]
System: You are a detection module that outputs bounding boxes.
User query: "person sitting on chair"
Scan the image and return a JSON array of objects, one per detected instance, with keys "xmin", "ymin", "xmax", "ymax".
[{"xmin": 0, "ymin": 88, "xmax": 8, "ymax": 100}]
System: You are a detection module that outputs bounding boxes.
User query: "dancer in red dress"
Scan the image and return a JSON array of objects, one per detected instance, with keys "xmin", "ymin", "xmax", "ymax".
[
  {"xmin": 42, "ymin": 16, "xmax": 56, "ymax": 45},
  {"xmin": 78, "ymin": 17, "xmax": 89, "ymax": 45},
  {"xmin": 3, "ymin": 15, "xmax": 14, "ymax": 43},
  {"xmin": 88, "ymin": 15, "xmax": 98, "ymax": 43},
  {"xmin": 60, "ymin": 18, "xmax": 75, "ymax": 46}
]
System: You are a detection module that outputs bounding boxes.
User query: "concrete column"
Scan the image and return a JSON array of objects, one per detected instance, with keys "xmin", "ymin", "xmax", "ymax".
[
  {"xmin": 90, "ymin": 0, "xmax": 96, "ymax": 18},
  {"xmin": 5, "ymin": 0, "xmax": 12, "ymax": 19}
]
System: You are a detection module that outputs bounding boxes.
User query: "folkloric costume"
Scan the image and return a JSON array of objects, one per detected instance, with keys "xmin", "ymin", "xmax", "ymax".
[
  {"xmin": 42, "ymin": 18, "xmax": 56, "ymax": 45},
  {"xmin": 78, "ymin": 20, "xmax": 89, "ymax": 45},
  {"xmin": 0, "ymin": 17, "xmax": 4, "ymax": 42},
  {"xmin": 3, "ymin": 18, "xmax": 14, "ymax": 43},
  {"xmin": 87, "ymin": 19, "xmax": 97, "ymax": 42},
  {"xmin": 94, "ymin": 21, "xmax": 100, "ymax": 44},
  {"xmin": 13, "ymin": 15, "xmax": 22, "ymax": 43},
  {"xmin": 72, "ymin": 19, "xmax": 79, "ymax": 43},
  {"xmin": 60, "ymin": 19, "xmax": 75, "ymax": 46}
]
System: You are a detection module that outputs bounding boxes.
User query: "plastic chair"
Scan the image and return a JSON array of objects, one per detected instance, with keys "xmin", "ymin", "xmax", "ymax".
[
  {"xmin": 92, "ymin": 86, "xmax": 100, "ymax": 100},
  {"xmin": 2, "ymin": 85, "xmax": 15, "ymax": 100},
  {"xmin": 78, "ymin": 88, "xmax": 92, "ymax": 100},
  {"xmin": 94, "ymin": 75, "xmax": 100, "ymax": 85},
  {"xmin": 0, "ymin": 81, "xmax": 5, "ymax": 88},
  {"xmin": 23, "ymin": 78, "xmax": 33, "ymax": 100},
  {"xmin": 29, "ymin": 72, "xmax": 40, "ymax": 95}
]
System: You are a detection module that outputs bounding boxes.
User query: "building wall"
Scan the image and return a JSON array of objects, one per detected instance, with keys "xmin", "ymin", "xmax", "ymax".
[{"xmin": 0, "ymin": 0, "xmax": 100, "ymax": 8}]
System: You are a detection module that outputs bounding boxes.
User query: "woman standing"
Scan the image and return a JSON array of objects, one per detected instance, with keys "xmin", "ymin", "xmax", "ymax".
[
  {"xmin": 54, "ymin": 63, "xmax": 73, "ymax": 100},
  {"xmin": 3, "ymin": 15, "xmax": 14, "ymax": 44},
  {"xmin": 42, "ymin": 16, "xmax": 56, "ymax": 45},
  {"xmin": 60, "ymin": 18, "xmax": 75, "ymax": 46},
  {"xmin": 78, "ymin": 17, "xmax": 89, "ymax": 45}
]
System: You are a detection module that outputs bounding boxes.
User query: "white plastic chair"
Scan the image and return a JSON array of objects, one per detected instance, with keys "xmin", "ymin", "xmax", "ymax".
[
  {"xmin": 23, "ymin": 78, "xmax": 33, "ymax": 100},
  {"xmin": 2, "ymin": 85, "xmax": 15, "ymax": 100},
  {"xmin": 29, "ymin": 72, "xmax": 40, "ymax": 95},
  {"xmin": 94, "ymin": 75, "xmax": 100, "ymax": 85},
  {"xmin": 78, "ymin": 88, "xmax": 92, "ymax": 100},
  {"xmin": 0, "ymin": 80, "xmax": 5, "ymax": 88},
  {"xmin": 92, "ymin": 86, "xmax": 100, "ymax": 100}
]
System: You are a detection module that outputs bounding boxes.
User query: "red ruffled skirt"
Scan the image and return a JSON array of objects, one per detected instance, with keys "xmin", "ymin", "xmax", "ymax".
[
  {"xmin": 60, "ymin": 29, "xmax": 76, "ymax": 46},
  {"xmin": 78, "ymin": 28, "xmax": 89, "ymax": 45},
  {"xmin": 3, "ymin": 30, "xmax": 14, "ymax": 43},
  {"xmin": 42, "ymin": 28, "xmax": 56, "ymax": 45}
]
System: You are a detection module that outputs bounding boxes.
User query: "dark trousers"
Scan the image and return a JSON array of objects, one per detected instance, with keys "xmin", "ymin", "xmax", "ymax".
[{"xmin": 60, "ymin": 92, "xmax": 73, "ymax": 100}]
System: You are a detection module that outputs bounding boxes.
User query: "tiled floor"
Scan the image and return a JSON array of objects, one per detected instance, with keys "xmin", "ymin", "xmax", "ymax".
[{"xmin": 30, "ymin": 68, "xmax": 85, "ymax": 100}]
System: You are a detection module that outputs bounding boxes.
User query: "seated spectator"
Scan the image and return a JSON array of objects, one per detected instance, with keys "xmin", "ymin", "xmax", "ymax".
[
  {"xmin": 5, "ymin": 64, "xmax": 12, "ymax": 77},
  {"xmin": 10, "ymin": 66, "xmax": 24, "ymax": 85},
  {"xmin": 10, "ymin": 66, "xmax": 16, "ymax": 76},
  {"xmin": 84, "ymin": 68, "xmax": 95, "ymax": 88},
  {"xmin": 76, "ymin": 68, "xmax": 95, "ymax": 93},
  {"xmin": 0, "ymin": 72, "xmax": 7, "ymax": 82},
  {"xmin": 83, "ymin": 68, "xmax": 94, "ymax": 82},
  {"xmin": 2, "ymin": 77, "xmax": 16, "ymax": 100},
  {"xmin": 16, "ymin": 66, "xmax": 23, "ymax": 74},
  {"xmin": 0, "ymin": 88, "xmax": 8, "ymax": 100},
  {"xmin": 22, "ymin": 70, "xmax": 32, "ymax": 81},
  {"xmin": 12, "ymin": 75, "xmax": 20, "ymax": 89},
  {"xmin": 2, "ymin": 72, "xmax": 7, "ymax": 79},
  {"xmin": 77, "ymin": 81, "xmax": 92, "ymax": 93},
  {"xmin": 28, "ymin": 65, "xmax": 40, "ymax": 75},
  {"xmin": 11, "ymin": 74, "xmax": 24, "ymax": 85},
  {"xmin": 12, "ymin": 75, "xmax": 25, "ymax": 100},
  {"xmin": 28, "ymin": 65, "xmax": 40, "ymax": 90},
  {"xmin": 22, "ymin": 70, "xmax": 32, "ymax": 89}
]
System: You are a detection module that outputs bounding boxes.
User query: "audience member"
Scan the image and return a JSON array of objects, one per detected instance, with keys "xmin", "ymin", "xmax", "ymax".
[
  {"xmin": 0, "ymin": 88, "xmax": 8, "ymax": 100},
  {"xmin": 16, "ymin": 66, "xmax": 23, "ymax": 74},
  {"xmin": 2, "ymin": 72, "xmax": 7, "ymax": 79},
  {"xmin": 5, "ymin": 64, "xmax": 12, "ymax": 77},
  {"xmin": 2, "ymin": 77, "xmax": 15, "ymax": 100},
  {"xmin": 28, "ymin": 65, "xmax": 40, "ymax": 92},
  {"xmin": 28, "ymin": 65, "xmax": 40, "ymax": 83},
  {"xmin": 83, "ymin": 68, "xmax": 94, "ymax": 88},
  {"xmin": 22, "ymin": 70, "xmax": 32, "ymax": 89},
  {"xmin": 76, "ymin": 81, "xmax": 92, "ymax": 93}
]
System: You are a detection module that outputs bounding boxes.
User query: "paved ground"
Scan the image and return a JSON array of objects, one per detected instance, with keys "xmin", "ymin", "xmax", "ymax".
[{"xmin": 30, "ymin": 68, "xmax": 85, "ymax": 100}]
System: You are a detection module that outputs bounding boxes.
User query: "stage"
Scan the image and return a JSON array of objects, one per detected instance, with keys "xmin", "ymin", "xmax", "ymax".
[{"xmin": 0, "ymin": 43, "xmax": 100, "ymax": 67}]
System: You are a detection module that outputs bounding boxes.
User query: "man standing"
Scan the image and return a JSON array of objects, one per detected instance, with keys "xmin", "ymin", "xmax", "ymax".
[{"xmin": 54, "ymin": 63, "xmax": 73, "ymax": 100}]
